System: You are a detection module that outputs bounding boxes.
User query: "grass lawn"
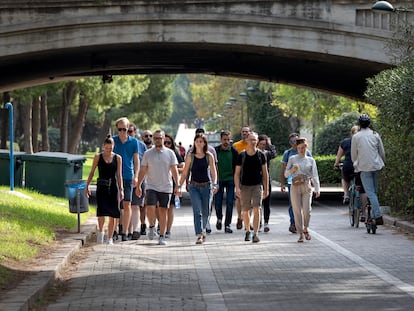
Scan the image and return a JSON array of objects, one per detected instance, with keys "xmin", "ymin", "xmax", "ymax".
[
  {"xmin": 0, "ymin": 186, "xmax": 95, "ymax": 291},
  {"xmin": 82, "ymin": 151, "xmax": 98, "ymax": 182}
]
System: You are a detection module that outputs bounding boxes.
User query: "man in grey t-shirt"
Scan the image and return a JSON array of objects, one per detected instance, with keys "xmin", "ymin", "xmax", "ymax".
[{"xmin": 136, "ymin": 130, "xmax": 179, "ymax": 245}]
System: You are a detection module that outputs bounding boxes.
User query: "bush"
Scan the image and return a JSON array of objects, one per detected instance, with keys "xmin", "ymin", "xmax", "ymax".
[
  {"xmin": 270, "ymin": 155, "xmax": 341, "ymax": 185},
  {"xmin": 314, "ymin": 112, "xmax": 360, "ymax": 155},
  {"xmin": 365, "ymin": 59, "xmax": 414, "ymax": 220},
  {"xmin": 48, "ymin": 127, "xmax": 60, "ymax": 152}
]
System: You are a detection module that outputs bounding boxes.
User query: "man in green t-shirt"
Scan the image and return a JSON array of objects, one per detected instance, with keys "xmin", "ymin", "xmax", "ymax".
[{"xmin": 214, "ymin": 130, "xmax": 239, "ymax": 233}]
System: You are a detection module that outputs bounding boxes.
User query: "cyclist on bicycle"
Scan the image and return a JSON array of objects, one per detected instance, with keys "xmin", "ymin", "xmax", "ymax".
[
  {"xmin": 351, "ymin": 114, "xmax": 386, "ymax": 226},
  {"xmin": 334, "ymin": 125, "xmax": 359, "ymax": 204}
]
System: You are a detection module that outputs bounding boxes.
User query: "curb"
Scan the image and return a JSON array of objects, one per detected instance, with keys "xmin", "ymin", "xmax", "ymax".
[
  {"xmin": 383, "ymin": 215, "xmax": 414, "ymax": 234},
  {"xmin": 0, "ymin": 219, "xmax": 96, "ymax": 311}
]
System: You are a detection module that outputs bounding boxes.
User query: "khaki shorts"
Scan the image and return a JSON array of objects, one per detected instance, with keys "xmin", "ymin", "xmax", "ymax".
[{"xmin": 240, "ymin": 185, "xmax": 263, "ymax": 211}]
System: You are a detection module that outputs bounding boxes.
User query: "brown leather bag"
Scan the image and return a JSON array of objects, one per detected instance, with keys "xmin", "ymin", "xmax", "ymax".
[{"xmin": 292, "ymin": 174, "xmax": 307, "ymax": 185}]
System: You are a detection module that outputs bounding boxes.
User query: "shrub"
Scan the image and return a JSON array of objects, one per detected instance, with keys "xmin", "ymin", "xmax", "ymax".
[
  {"xmin": 314, "ymin": 112, "xmax": 360, "ymax": 155},
  {"xmin": 270, "ymin": 155, "xmax": 340, "ymax": 185},
  {"xmin": 365, "ymin": 59, "xmax": 414, "ymax": 220}
]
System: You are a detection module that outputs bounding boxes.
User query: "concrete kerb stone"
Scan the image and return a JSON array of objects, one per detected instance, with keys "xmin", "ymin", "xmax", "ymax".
[{"xmin": 383, "ymin": 215, "xmax": 414, "ymax": 234}]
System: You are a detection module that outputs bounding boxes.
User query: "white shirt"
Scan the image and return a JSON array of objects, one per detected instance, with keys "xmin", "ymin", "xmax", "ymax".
[{"xmin": 351, "ymin": 128, "xmax": 385, "ymax": 172}]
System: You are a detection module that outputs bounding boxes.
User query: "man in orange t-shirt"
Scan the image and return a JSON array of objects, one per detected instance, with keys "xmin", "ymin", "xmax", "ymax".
[{"xmin": 232, "ymin": 126, "xmax": 250, "ymax": 229}]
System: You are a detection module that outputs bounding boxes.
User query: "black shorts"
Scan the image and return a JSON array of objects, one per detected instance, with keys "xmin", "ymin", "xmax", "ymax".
[
  {"xmin": 342, "ymin": 165, "xmax": 354, "ymax": 183},
  {"xmin": 145, "ymin": 189, "xmax": 171, "ymax": 208}
]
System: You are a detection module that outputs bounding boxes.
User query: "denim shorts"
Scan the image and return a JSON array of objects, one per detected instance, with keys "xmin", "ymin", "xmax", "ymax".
[{"xmin": 122, "ymin": 179, "xmax": 133, "ymax": 202}]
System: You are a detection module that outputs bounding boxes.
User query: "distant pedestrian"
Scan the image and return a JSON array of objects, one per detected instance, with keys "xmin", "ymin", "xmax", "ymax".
[
  {"xmin": 280, "ymin": 133, "xmax": 312, "ymax": 234},
  {"xmin": 351, "ymin": 114, "xmax": 385, "ymax": 226},
  {"xmin": 214, "ymin": 130, "xmax": 238, "ymax": 234},
  {"xmin": 257, "ymin": 134, "xmax": 276, "ymax": 232},
  {"xmin": 163, "ymin": 134, "xmax": 185, "ymax": 239},
  {"xmin": 139, "ymin": 129, "xmax": 153, "ymax": 235},
  {"xmin": 285, "ymin": 138, "xmax": 320, "ymax": 243},
  {"xmin": 136, "ymin": 130, "xmax": 180, "ymax": 245},
  {"xmin": 232, "ymin": 126, "xmax": 251, "ymax": 230},
  {"xmin": 334, "ymin": 125, "xmax": 359, "ymax": 204},
  {"xmin": 178, "ymin": 142, "xmax": 186, "ymax": 158},
  {"xmin": 234, "ymin": 132, "xmax": 269, "ymax": 243},
  {"xmin": 113, "ymin": 117, "xmax": 140, "ymax": 241},
  {"xmin": 179, "ymin": 133, "xmax": 218, "ymax": 244},
  {"xmin": 127, "ymin": 123, "xmax": 147, "ymax": 240},
  {"xmin": 85, "ymin": 135, "xmax": 123, "ymax": 245}
]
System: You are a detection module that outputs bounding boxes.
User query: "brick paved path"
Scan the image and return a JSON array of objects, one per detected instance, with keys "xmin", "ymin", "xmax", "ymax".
[{"xmin": 46, "ymin": 200, "xmax": 414, "ymax": 311}]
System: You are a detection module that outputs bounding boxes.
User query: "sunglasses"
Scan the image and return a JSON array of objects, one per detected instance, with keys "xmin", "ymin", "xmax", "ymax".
[
  {"xmin": 164, "ymin": 141, "xmax": 172, "ymax": 145},
  {"xmin": 127, "ymin": 130, "xmax": 134, "ymax": 133},
  {"xmin": 118, "ymin": 128, "xmax": 127, "ymax": 132},
  {"xmin": 144, "ymin": 134, "xmax": 153, "ymax": 138}
]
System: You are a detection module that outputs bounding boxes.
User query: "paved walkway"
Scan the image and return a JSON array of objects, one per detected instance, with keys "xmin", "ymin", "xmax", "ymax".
[{"xmin": 1, "ymin": 188, "xmax": 414, "ymax": 311}]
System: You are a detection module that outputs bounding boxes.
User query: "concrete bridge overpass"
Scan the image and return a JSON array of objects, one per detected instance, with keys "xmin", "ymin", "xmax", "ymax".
[{"xmin": 0, "ymin": 0, "xmax": 409, "ymax": 99}]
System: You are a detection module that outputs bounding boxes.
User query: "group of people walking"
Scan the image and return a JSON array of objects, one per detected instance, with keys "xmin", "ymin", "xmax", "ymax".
[{"xmin": 85, "ymin": 113, "xmax": 384, "ymax": 246}]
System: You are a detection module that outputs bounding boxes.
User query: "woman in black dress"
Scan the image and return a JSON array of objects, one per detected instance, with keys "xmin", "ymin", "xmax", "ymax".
[{"xmin": 85, "ymin": 135, "xmax": 124, "ymax": 245}]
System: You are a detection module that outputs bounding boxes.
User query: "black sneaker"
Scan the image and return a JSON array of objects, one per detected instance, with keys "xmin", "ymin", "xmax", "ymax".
[
  {"xmin": 140, "ymin": 224, "xmax": 147, "ymax": 235},
  {"xmin": 225, "ymin": 226, "xmax": 233, "ymax": 233},
  {"xmin": 252, "ymin": 234, "xmax": 260, "ymax": 243},
  {"xmin": 289, "ymin": 224, "xmax": 297, "ymax": 234},
  {"xmin": 131, "ymin": 231, "xmax": 141, "ymax": 240},
  {"xmin": 206, "ymin": 223, "xmax": 212, "ymax": 234},
  {"xmin": 236, "ymin": 218, "xmax": 243, "ymax": 230},
  {"xmin": 121, "ymin": 234, "xmax": 128, "ymax": 241},
  {"xmin": 216, "ymin": 219, "xmax": 222, "ymax": 230},
  {"xmin": 244, "ymin": 231, "xmax": 251, "ymax": 241}
]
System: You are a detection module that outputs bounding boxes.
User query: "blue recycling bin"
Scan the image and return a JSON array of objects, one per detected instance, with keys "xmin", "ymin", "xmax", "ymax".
[{"xmin": 65, "ymin": 180, "xmax": 89, "ymax": 213}]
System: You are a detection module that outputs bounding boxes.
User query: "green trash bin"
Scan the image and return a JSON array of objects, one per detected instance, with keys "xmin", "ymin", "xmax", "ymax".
[
  {"xmin": 21, "ymin": 152, "xmax": 86, "ymax": 197},
  {"xmin": 0, "ymin": 149, "xmax": 24, "ymax": 187}
]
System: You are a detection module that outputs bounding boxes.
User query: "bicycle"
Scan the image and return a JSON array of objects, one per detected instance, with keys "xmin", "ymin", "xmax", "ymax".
[{"xmin": 348, "ymin": 174, "xmax": 362, "ymax": 228}]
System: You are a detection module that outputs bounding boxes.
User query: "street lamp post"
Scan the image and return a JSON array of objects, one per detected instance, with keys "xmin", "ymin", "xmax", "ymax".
[{"xmin": 372, "ymin": 1, "xmax": 413, "ymax": 13}]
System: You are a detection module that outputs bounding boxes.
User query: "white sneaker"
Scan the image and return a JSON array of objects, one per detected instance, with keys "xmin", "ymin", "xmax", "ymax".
[
  {"xmin": 97, "ymin": 232, "xmax": 104, "ymax": 244},
  {"xmin": 148, "ymin": 227, "xmax": 157, "ymax": 240},
  {"xmin": 158, "ymin": 236, "xmax": 167, "ymax": 245},
  {"xmin": 107, "ymin": 238, "xmax": 113, "ymax": 245}
]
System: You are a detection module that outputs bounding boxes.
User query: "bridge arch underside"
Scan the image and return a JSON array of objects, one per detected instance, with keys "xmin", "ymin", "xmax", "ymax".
[{"xmin": 1, "ymin": 42, "xmax": 390, "ymax": 99}]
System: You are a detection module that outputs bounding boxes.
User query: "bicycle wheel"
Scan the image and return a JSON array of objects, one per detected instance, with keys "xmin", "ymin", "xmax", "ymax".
[
  {"xmin": 348, "ymin": 188, "xmax": 355, "ymax": 227},
  {"xmin": 354, "ymin": 208, "xmax": 360, "ymax": 228}
]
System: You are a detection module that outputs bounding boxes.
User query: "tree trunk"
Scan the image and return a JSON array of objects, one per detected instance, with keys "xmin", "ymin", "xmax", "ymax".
[
  {"xmin": 32, "ymin": 96, "xmax": 40, "ymax": 153},
  {"xmin": 22, "ymin": 101, "xmax": 33, "ymax": 154},
  {"xmin": 40, "ymin": 92, "xmax": 49, "ymax": 151},
  {"xmin": 68, "ymin": 95, "xmax": 88, "ymax": 154},
  {"xmin": 98, "ymin": 112, "xmax": 113, "ymax": 152},
  {"xmin": 61, "ymin": 82, "xmax": 76, "ymax": 152}
]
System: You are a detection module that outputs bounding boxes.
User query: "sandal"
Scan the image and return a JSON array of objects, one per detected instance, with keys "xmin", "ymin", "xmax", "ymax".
[
  {"xmin": 297, "ymin": 234, "xmax": 304, "ymax": 243},
  {"xmin": 304, "ymin": 231, "xmax": 311, "ymax": 241},
  {"xmin": 196, "ymin": 237, "xmax": 203, "ymax": 244}
]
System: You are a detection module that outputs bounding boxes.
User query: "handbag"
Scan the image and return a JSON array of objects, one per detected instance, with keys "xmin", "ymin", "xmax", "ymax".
[{"xmin": 292, "ymin": 174, "xmax": 307, "ymax": 185}]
